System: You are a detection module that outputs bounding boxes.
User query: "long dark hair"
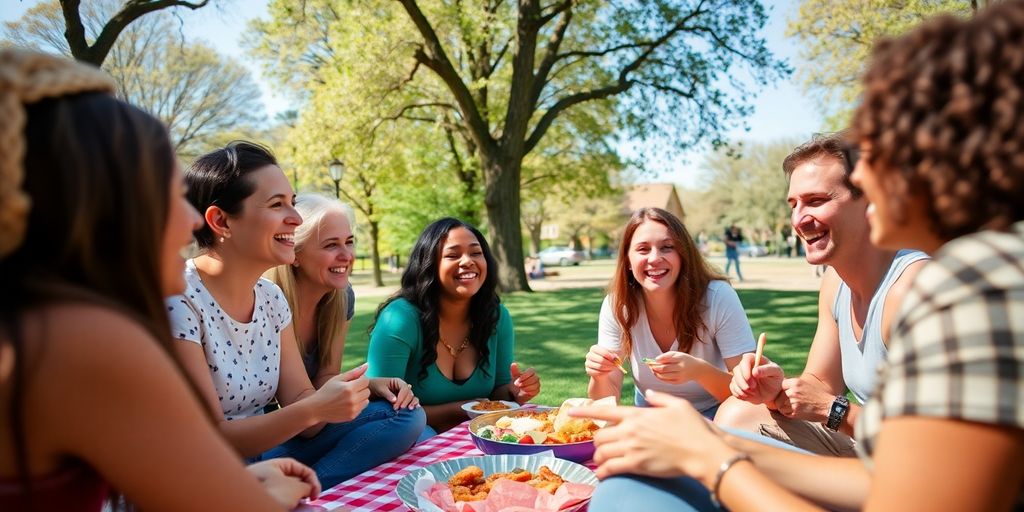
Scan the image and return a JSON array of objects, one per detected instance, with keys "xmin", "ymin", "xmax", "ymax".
[
  {"xmin": 0, "ymin": 93, "xmax": 178, "ymax": 504},
  {"xmin": 608, "ymin": 208, "xmax": 725, "ymax": 356},
  {"xmin": 371, "ymin": 218, "xmax": 501, "ymax": 381}
]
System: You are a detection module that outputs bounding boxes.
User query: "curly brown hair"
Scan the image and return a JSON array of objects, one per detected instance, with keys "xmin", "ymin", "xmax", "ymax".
[{"xmin": 851, "ymin": 0, "xmax": 1024, "ymax": 241}]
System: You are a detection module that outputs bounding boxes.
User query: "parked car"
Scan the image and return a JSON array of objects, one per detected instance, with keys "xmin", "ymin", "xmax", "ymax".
[
  {"xmin": 737, "ymin": 242, "xmax": 769, "ymax": 257},
  {"xmin": 538, "ymin": 246, "xmax": 586, "ymax": 266}
]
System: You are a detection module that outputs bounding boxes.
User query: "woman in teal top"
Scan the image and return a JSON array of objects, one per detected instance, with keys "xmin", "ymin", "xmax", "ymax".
[{"xmin": 368, "ymin": 218, "xmax": 541, "ymax": 433}]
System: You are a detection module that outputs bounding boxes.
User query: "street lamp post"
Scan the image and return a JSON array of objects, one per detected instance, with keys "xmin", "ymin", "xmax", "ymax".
[{"xmin": 328, "ymin": 159, "xmax": 345, "ymax": 199}]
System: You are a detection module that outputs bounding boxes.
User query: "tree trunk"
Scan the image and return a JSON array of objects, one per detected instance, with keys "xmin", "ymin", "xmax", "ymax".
[
  {"xmin": 369, "ymin": 220, "xmax": 384, "ymax": 287},
  {"xmin": 528, "ymin": 225, "xmax": 542, "ymax": 257},
  {"xmin": 483, "ymin": 156, "xmax": 530, "ymax": 293}
]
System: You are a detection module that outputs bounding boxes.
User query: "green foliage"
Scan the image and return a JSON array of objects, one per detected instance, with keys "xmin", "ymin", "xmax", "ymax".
[
  {"xmin": 690, "ymin": 139, "xmax": 801, "ymax": 242},
  {"xmin": 344, "ymin": 287, "xmax": 818, "ymax": 405},
  {"xmin": 787, "ymin": 0, "xmax": 971, "ymax": 129},
  {"xmin": 250, "ymin": 0, "xmax": 788, "ymax": 291}
]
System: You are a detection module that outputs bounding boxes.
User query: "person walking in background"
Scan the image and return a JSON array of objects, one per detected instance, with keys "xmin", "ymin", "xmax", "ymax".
[
  {"xmin": 585, "ymin": 208, "xmax": 755, "ymax": 418},
  {"xmin": 723, "ymin": 224, "xmax": 744, "ymax": 282}
]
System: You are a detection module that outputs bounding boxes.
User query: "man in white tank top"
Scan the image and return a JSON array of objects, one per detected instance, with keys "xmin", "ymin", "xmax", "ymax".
[{"xmin": 713, "ymin": 133, "xmax": 929, "ymax": 456}]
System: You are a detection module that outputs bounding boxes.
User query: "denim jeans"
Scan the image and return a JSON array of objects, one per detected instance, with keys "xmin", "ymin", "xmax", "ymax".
[
  {"xmin": 634, "ymin": 388, "xmax": 720, "ymax": 420},
  {"xmin": 588, "ymin": 428, "xmax": 810, "ymax": 512},
  {"xmin": 260, "ymin": 399, "xmax": 426, "ymax": 488},
  {"xmin": 724, "ymin": 252, "xmax": 744, "ymax": 281}
]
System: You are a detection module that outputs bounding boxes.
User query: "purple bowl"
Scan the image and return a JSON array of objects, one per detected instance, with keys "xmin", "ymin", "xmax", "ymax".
[{"xmin": 467, "ymin": 408, "xmax": 596, "ymax": 463}]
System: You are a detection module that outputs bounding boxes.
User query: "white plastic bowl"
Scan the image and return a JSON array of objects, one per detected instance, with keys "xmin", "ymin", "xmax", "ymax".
[{"xmin": 461, "ymin": 400, "xmax": 521, "ymax": 419}]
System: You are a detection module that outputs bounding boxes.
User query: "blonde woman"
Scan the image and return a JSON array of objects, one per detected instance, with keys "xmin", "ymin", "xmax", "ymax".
[
  {"xmin": 168, "ymin": 145, "xmax": 424, "ymax": 489},
  {"xmin": 267, "ymin": 193, "xmax": 420, "ymax": 409}
]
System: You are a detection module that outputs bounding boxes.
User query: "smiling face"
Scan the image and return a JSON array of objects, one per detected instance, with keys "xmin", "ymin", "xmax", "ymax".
[
  {"xmin": 225, "ymin": 165, "xmax": 302, "ymax": 267},
  {"xmin": 293, "ymin": 210, "xmax": 355, "ymax": 293},
  {"xmin": 437, "ymin": 227, "xmax": 487, "ymax": 301},
  {"xmin": 786, "ymin": 156, "xmax": 871, "ymax": 266},
  {"xmin": 161, "ymin": 165, "xmax": 203, "ymax": 296},
  {"xmin": 627, "ymin": 219, "xmax": 682, "ymax": 295},
  {"xmin": 849, "ymin": 144, "xmax": 942, "ymax": 252}
]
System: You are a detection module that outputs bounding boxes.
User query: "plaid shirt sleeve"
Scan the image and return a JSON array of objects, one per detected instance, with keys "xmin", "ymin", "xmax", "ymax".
[{"xmin": 858, "ymin": 223, "xmax": 1024, "ymax": 462}]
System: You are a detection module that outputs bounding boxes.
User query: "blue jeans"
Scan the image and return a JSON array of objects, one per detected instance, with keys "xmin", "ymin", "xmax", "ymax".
[
  {"xmin": 634, "ymin": 388, "xmax": 720, "ymax": 420},
  {"xmin": 724, "ymin": 251, "xmax": 743, "ymax": 281},
  {"xmin": 260, "ymin": 400, "xmax": 425, "ymax": 488},
  {"xmin": 588, "ymin": 428, "xmax": 810, "ymax": 512}
]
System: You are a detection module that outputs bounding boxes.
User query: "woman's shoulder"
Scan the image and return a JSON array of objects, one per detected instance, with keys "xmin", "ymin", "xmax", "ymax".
[
  {"xmin": 704, "ymin": 279, "xmax": 739, "ymax": 301},
  {"xmin": 20, "ymin": 303, "xmax": 165, "ymax": 371},
  {"xmin": 375, "ymin": 298, "xmax": 421, "ymax": 326},
  {"xmin": 254, "ymin": 277, "xmax": 286, "ymax": 301}
]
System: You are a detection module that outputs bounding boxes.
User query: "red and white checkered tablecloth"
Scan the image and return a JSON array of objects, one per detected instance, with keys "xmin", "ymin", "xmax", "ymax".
[
  {"xmin": 308, "ymin": 420, "xmax": 596, "ymax": 511},
  {"xmin": 309, "ymin": 421, "xmax": 485, "ymax": 511}
]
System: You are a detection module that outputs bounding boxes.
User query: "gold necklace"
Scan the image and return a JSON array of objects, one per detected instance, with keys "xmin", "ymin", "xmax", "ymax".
[{"xmin": 439, "ymin": 335, "xmax": 470, "ymax": 357}]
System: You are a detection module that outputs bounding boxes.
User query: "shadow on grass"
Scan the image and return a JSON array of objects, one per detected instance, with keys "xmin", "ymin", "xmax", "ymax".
[{"xmin": 344, "ymin": 287, "xmax": 818, "ymax": 406}]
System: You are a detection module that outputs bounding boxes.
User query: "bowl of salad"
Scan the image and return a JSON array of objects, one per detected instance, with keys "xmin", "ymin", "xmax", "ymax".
[{"xmin": 467, "ymin": 405, "xmax": 598, "ymax": 463}]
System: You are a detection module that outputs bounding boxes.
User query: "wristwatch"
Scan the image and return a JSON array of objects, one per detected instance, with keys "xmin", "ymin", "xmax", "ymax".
[{"xmin": 826, "ymin": 395, "xmax": 850, "ymax": 431}]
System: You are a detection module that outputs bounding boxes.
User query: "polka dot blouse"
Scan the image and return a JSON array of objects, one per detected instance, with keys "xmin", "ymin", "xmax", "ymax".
[{"xmin": 167, "ymin": 260, "xmax": 292, "ymax": 420}]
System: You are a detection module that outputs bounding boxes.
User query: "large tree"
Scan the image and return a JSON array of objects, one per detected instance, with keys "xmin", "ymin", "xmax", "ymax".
[
  {"xmin": 4, "ymin": 0, "xmax": 263, "ymax": 158},
  {"xmin": 787, "ymin": 0, "xmax": 971, "ymax": 128},
  {"xmin": 252, "ymin": 0, "xmax": 786, "ymax": 291}
]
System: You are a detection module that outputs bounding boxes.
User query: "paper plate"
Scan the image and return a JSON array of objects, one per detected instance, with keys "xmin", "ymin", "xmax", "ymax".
[{"xmin": 395, "ymin": 454, "xmax": 597, "ymax": 511}]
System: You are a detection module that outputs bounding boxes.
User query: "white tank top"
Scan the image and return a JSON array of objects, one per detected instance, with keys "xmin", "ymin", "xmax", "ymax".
[{"xmin": 832, "ymin": 250, "xmax": 929, "ymax": 403}]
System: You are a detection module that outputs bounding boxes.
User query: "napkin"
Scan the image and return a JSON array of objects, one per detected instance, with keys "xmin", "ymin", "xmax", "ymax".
[{"xmin": 414, "ymin": 453, "xmax": 594, "ymax": 512}]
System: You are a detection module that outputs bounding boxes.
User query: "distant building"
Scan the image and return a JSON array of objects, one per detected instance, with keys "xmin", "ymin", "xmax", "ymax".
[{"xmin": 625, "ymin": 183, "xmax": 685, "ymax": 219}]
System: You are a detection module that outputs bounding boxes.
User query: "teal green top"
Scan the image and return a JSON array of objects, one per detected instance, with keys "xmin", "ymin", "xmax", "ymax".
[{"xmin": 366, "ymin": 298, "xmax": 514, "ymax": 405}]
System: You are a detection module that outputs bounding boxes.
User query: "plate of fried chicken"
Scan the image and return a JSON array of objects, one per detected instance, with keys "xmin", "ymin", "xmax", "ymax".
[{"xmin": 395, "ymin": 454, "xmax": 597, "ymax": 511}]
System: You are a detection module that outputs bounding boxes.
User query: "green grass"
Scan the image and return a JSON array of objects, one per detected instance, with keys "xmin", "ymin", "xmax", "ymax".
[{"xmin": 344, "ymin": 287, "xmax": 817, "ymax": 406}]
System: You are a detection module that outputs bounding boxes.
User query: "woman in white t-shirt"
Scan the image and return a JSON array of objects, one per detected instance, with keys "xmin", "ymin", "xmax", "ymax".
[
  {"xmin": 585, "ymin": 208, "xmax": 755, "ymax": 418},
  {"xmin": 167, "ymin": 141, "xmax": 424, "ymax": 489}
]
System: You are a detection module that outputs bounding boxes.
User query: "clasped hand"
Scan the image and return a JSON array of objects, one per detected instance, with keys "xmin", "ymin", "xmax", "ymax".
[
  {"xmin": 247, "ymin": 458, "xmax": 320, "ymax": 509},
  {"xmin": 508, "ymin": 361, "xmax": 541, "ymax": 403},
  {"xmin": 368, "ymin": 377, "xmax": 420, "ymax": 410},
  {"xmin": 646, "ymin": 351, "xmax": 704, "ymax": 384},
  {"xmin": 729, "ymin": 352, "xmax": 784, "ymax": 406},
  {"xmin": 312, "ymin": 363, "xmax": 371, "ymax": 423}
]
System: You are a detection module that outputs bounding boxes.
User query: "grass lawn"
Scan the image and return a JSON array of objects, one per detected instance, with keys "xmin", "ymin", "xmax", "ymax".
[{"xmin": 344, "ymin": 287, "xmax": 818, "ymax": 406}]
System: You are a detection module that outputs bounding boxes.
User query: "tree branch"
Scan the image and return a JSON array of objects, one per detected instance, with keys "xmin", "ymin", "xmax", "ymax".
[
  {"xmin": 67, "ymin": 0, "xmax": 210, "ymax": 65},
  {"xmin": 530, "ymin": 5, "xmax": 573, "ymax": 108},
  {"xmin": 523, "ymin": 1, "xmax": 708, "ymax": 154},
  {"xmin": 398, "ymin": 0, "xmax": 495, "ymax": 153}
]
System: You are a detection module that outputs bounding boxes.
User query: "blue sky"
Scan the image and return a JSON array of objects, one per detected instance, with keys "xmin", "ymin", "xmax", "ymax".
[{"xmin": 2, "ymin": 0, "xmax": 823, "ymax": 187}]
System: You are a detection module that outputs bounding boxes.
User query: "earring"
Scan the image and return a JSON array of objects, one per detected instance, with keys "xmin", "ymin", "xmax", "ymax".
[{"xmin": 218, "ymin": 236, "xmax": 225, "ymax": 243}]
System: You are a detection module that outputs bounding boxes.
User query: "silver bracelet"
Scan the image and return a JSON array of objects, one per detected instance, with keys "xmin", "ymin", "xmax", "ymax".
[{"xmin": 710, "ymin": 452, "xmax": 752, "ymax": 508}]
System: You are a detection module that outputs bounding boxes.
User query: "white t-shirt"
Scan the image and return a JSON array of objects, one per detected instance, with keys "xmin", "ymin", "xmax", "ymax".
[
  {"xmin": 597, "ymin": 280, "xmax": 754, "ymax": 412},
  {"xmin": 167, "ymin": 260, "xmax": 292, "ymax": 420}
]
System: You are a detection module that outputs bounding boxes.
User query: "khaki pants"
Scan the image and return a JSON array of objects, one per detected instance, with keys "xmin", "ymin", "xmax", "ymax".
[{"xmin": 758, "ymin": 410, "xmax": 857, "ymax": 457}]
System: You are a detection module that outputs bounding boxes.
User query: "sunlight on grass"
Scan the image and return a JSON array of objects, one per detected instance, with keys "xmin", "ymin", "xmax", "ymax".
[{"xmin": 345, "ymin": 287, "xmax": 817, "ymax": 407}]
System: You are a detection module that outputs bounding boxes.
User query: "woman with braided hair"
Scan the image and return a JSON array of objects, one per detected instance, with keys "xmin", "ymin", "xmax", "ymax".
[
  {"xmin": 570, "ymin": 2, "xmax": 1024, "ymax": 510},
  {"xmin": 0, "ymin": 50, "xmax": 319, "ymax": 510}
]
